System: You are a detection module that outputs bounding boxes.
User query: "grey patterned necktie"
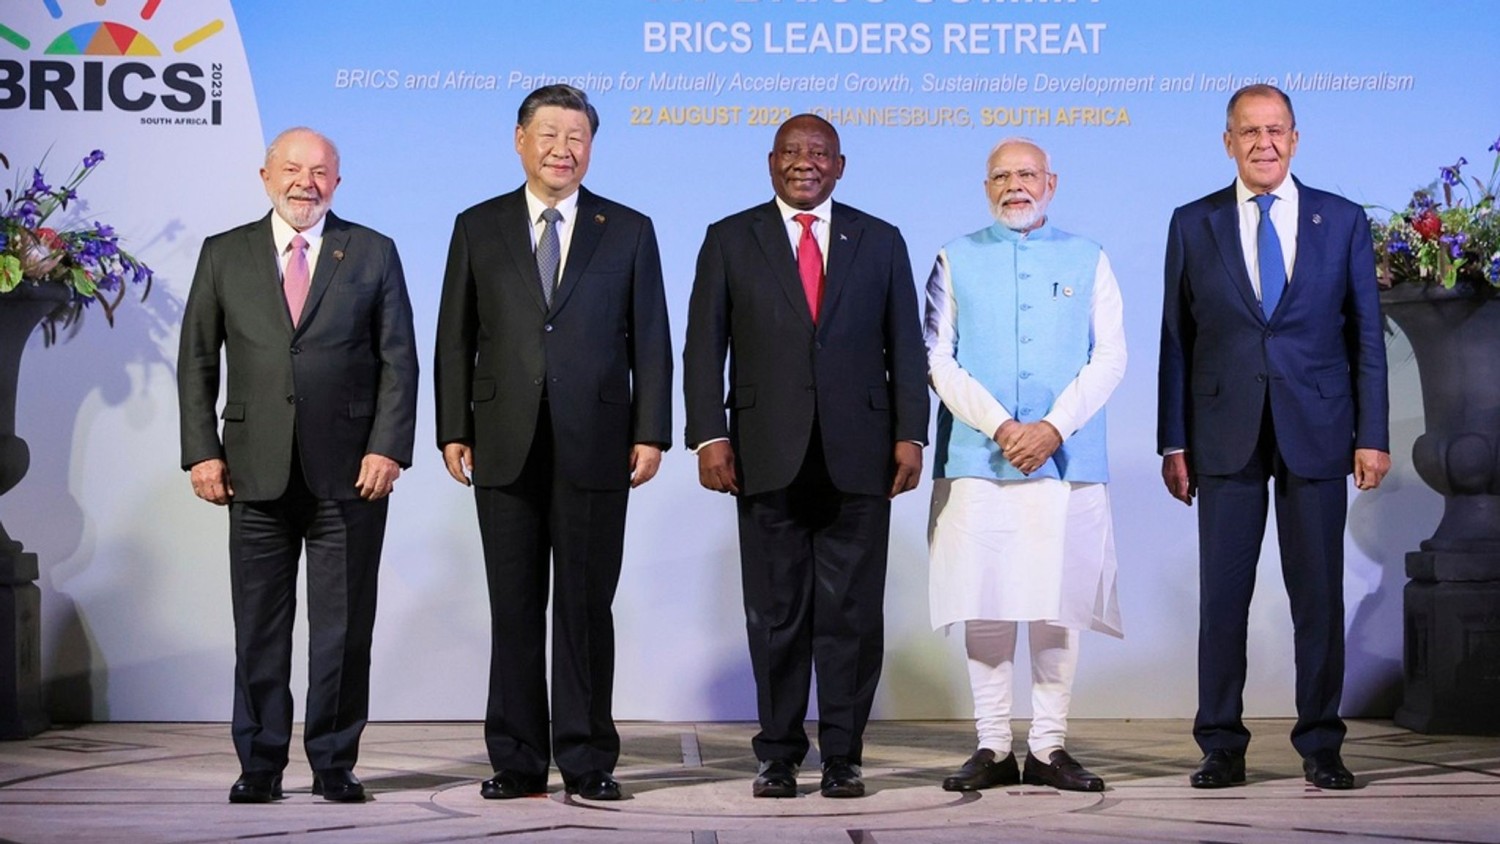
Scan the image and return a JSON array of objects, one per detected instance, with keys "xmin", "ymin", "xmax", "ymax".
[{"xmin": 536, "ymin": 207, "xmax": 562, "ymax": 306}]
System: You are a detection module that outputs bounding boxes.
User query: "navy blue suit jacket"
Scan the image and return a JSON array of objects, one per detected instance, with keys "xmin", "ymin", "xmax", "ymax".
[{"xmin": 1157, "ymin": 178, "xmax": 1388, "ymax": 479}]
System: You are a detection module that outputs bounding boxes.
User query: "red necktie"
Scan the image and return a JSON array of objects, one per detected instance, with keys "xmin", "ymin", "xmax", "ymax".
[
  {"xmin": 794, "ymin": 213, "xmax": 824, "ymax": 322},
  {"xmin": 284, "ymin": 234, "xmax": 310, "ymax": 327}
]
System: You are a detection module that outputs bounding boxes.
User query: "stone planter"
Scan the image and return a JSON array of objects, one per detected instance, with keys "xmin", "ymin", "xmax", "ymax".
[
  {"xmin": 1382, "ymin": 281, "xmax": 1500, "ymax": 735},
  {"xmin": 0, "ymin": 281, "xmax": 68, "ymax": 739}
]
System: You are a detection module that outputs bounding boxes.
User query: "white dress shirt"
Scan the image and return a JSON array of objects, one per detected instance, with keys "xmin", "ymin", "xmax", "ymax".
[
  {"xmin": 269, "ymin": 211, "xmax": 327, "ymax": 280},
  {"xmin": 774, "ymin": 195, "xmax": 832, "ymax": 272},
  {"xmin": 524, "ymin": 187, "xmax": 581, "ymax": 283},
  {"xmin": 1235, "ymin": 174, "xmax": 1299, "ymax": 300}
]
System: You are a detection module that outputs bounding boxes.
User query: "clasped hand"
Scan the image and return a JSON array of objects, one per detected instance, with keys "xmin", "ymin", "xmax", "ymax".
[{"xmin": 995, "ymin": 419, "xmax": 1061, "ymax": 476}]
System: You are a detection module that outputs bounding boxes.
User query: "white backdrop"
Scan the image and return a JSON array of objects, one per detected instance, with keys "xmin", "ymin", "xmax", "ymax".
[{"xmin": 2, "ymin": 0, "xmax": 1493, "ymax": 723}]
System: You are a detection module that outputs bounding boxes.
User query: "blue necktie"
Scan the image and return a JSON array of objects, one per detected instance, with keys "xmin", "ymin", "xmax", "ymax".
[
  {"xmin": 536, "ymin": 207, "xmax": 562, "ymax": 307},
  {"xmin": 1253, "ymin": 194, "xmax": 1286, "ymax": 320}
]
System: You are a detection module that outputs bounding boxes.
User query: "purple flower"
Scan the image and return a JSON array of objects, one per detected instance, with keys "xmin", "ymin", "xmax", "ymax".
[
  {"xmin": 1412, "ymin": 191, "xmax": 1437, "ymax": 212},
  {"xmin": 1491, "ymin": 135, "xmax": 1500, "ymax": 154},
  {"xmin": 93, "ymin": 222, "xmax": 115, "ymax": 239},
  {"xmin": 30, "ymin": 168, "xmax": 49, "ymax": 194},
  {"xmin": 0, "ymin": 232, "xmax": 7, "ymax": 251},
  {"xmin": 1439, "ymin": 157, "xmax": 1468, "ymax": 187},
  {"xmin": 82, "ymin": 149, "xmax": 105, "ymax": 168},
  {"xmin": 1387, "ymin": 238, "xmax": 1411, "ymax": 254},
  {"xmin": 1441, "ymin": 231, "xmax": 1469, "ymax": 259}
]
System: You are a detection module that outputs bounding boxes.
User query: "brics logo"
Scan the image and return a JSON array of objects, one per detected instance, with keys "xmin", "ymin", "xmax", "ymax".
[{"xmin": 0, "ymin": 0, "xmax": 227, "ymax": 126}]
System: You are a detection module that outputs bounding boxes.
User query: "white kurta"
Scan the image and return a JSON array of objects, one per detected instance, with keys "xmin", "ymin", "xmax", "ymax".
[{"xmin": 923, "ymin": 245, "xmax": 1126, "ymax": 637}]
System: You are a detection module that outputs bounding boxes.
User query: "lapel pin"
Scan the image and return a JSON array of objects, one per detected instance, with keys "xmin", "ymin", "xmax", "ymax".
[
  {"xmin": 595, "ymin": 214, "xmax": 606, "ymax": 224},
  {"xmin": 1063, "ymin": 286, "xmax": 1074, "ymax": 297},
  {"xmin": 839, "ymin": 233, "xmax": 848, "ymax": 241},
  {"xmin": 1311, "ymin": 214, "xmax": 1322, "ymax": 225},
  {"xmin": 333, "ymin": 249, "xmax": 345, "ymax": 261}
]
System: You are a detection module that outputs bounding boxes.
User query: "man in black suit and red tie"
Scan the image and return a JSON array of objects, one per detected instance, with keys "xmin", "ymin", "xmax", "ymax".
[
  {"xmin": 434, "ymin": 85, "xmax": 672, "ymax": 802},
  {"xmin": 179, "ymin": 127, "xmax": 419, "ymax": 804},
  {"xmin": 1158, "ymin": 84, "xmax": 1390, "ymax": 791},
  {"xmin": 683, "ymin": 113, "xmax": 929, "ymax": 799}
]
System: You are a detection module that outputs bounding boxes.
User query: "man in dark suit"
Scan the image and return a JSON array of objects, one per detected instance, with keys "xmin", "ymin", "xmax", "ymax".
[
  {"xmin": 178, "ymin": 127, "xmax": 418, "ymax": 804},
  {"xmin": 433, "ymin": 85, "xmax": 671, "ymax": 803},
  {"xmin": 683, "ymin": 114, "xmax": 928, "ymax": 799},
  {"xmin": 1157, "ymin": 84, "xmax": 1390, "ymax": 791}
]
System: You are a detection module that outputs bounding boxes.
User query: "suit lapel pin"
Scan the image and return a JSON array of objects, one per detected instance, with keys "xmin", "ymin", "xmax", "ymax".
[
  {"xmin": 1311, "ymin": 214, "xmax": 1322, "ymax": 225},
  {"xmin": 594, "ymin": 214, "xmax": 606, "ymax": 224},
  {"xmin": 839, "ymin": 233, "xmax": 848, "ymax": 241},
  {"xmin": 333, "ymin": 249, "xmax": 345, "ymax": 261}
]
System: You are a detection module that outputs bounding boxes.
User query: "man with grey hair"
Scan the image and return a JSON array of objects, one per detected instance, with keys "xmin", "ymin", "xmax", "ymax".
[
  {"xmin": 924, "ymin": 137, "xmax": 1126, "ymax": 793},
  {"xmin": 179, "ymin": 126, "xmax": 418, "ymax": 803}
]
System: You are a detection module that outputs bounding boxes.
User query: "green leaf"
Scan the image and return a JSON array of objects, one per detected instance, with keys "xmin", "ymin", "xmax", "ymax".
[
  {"xmin": 70, "ymin": 266, "xmax": 95, "ymax": 296},
  {"xmin": 0, "ymin": 254, "xmax": 20, "ymax": 293}
]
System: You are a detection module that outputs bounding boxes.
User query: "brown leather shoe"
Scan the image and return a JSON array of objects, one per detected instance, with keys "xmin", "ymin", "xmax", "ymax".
[
  {"xmin": 1022, "ymin": 749, "xmax": 1105, "ymax": 792},
  {"xmin": 942, "ymin": 748, "xmax": 1020, "ymax": 791}
]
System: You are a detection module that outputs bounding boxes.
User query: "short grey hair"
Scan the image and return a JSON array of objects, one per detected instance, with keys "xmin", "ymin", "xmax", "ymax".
[
  {"xmin": 1225, "ymin": 84, "xmax": 1296, "ymax": 130},
  {"xmin": 265, "ymin": 126, "xmax": 340, "ymax": 169}
]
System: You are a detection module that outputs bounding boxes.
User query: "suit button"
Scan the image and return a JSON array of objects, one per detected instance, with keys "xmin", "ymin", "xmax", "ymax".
[
  {"xmin": 814, "ymin": 341, "xmax": 823, "ymax": 350},
  {"xmin": 544, "ymin": 324, "xmax": 554, "ymax": 332},
  {"xmin": 285, "ymin": 394, "xmax": 295, "ymax": 404},
  {"xmin": 1256, "ymin": 374, "xmax": 1266, "ymax": 383},
  {"xmin": 290, "ymin": 345, "xmax": 301, "ymax": 354},
  {"xmin": 549, "ymin": 376, "xmax": 558, "ymax": 383},
  {"xmin": 533, "ymin": 377, "xmax": 543, "ymax": 385}
]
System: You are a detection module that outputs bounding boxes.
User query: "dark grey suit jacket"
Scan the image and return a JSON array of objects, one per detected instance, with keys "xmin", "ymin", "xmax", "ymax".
[
  {"xmin": 683, "ymin": 199, "xmax": 929, "ymax": 497},
  {"xmin": 433, "ymin": 186, "xmax": 672, "ymax": 490},
  {"xmin": 178, "ymin": 211, "xmax": 419, "ymax": 501}
]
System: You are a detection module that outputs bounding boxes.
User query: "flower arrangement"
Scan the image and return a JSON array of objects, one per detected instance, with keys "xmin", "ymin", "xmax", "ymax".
[
  {"xmin": 1, "ymin": 149, "xmax": 153, "ymax": 341},
  {"xmin": 1369, "ymin": 135, "xmax": 1500, "ymax": 289}
]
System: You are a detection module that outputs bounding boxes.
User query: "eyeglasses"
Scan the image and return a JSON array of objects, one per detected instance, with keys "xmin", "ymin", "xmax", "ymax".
[
  {"xmin": 1234, "ymin": 125, "xmax": 1292, "ymax": 143},
  {"xmin": 989, "ymin": 169, "xmax": 1048, "ymax": 187}
]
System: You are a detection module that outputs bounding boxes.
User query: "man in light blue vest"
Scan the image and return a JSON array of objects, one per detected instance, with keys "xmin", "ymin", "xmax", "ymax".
[{"xmin": 925, "ymin": 137, "xmax": 1127, "ymax": 793}]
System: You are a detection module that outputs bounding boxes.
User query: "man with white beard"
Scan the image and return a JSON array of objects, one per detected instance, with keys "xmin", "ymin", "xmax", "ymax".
[{"xmin": 923, "ymin": 137, "xmax": 1127, "ymax": 793}]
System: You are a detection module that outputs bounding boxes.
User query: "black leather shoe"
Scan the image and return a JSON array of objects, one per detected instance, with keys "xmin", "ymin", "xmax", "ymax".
[
  {"xmin": 568, "ymin": 770, "xmax": 623, "ymax": 801},
  {"xmin": 942, "ymin": 748, "xmax": 1020, "ymax": 792},
  {"xmin": 480, "ymin": 770, "xmax": 548, "ymax": 799},
  {"xmin": 228, "ymin": 771, "xmax": 283, "ymax": 803},
  {"xmin": 752, "ymin": 760, "xmax": 799, "ymax": 798},
  {"xmin": 820, "ymin": 756, "xmax": 866, "ymax": 798},
  {"xmin": 311, "ymin": 768, "xmax": 366, "ymax": 802},
  {"xmin": 1022, "ymin": 749, "xmax": 1105, "ymax": 792},
  {"xmin": 1190, "ymin": 749, "xmax": 1247, "ymax": 789},
  {"xmin": 1303, "ymin": 750, "xmax": 1355, "ymax": 790}
]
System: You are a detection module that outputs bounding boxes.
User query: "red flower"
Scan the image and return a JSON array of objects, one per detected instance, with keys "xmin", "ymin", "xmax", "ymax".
[{"xmin": 1411, "ymin": 209, "xmax": 1443, "ymax": 241}]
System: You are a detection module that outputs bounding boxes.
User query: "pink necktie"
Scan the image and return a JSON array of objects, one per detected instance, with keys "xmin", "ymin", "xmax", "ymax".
[
  {"xmin": 284, "ymin": 234, "xmax": 309, "ymax": 326},
  {"xmin": 794, "ymin": 213, "xmax": 823, "ymax": 323}
]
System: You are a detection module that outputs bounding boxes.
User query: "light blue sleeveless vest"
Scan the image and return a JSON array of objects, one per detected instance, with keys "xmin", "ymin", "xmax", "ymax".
[{"xmin": 933, "ymin": 222, "xmax": 1110, "ymax": 483}]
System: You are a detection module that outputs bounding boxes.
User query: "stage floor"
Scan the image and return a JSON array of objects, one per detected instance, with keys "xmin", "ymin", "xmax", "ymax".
[{"xmin": 1, "ymin": 718, "xmax": 1497, "ymax": 843}]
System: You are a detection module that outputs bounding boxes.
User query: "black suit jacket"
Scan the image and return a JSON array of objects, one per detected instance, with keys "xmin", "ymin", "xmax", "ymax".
[
  {"xmin": 178, "ymin": 211, "xmax": 419, "ymax": 501},
  {"xmin": 1158, "ymin": 178, "xmax": 1389, "ymax": 479},
  {"xmin": 683, "ymin": 199, "xmax": 929, "ymax": 497},
  {"xmin": 433, "ymin": 186, "xmax": 672, "ymax": 489}
]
